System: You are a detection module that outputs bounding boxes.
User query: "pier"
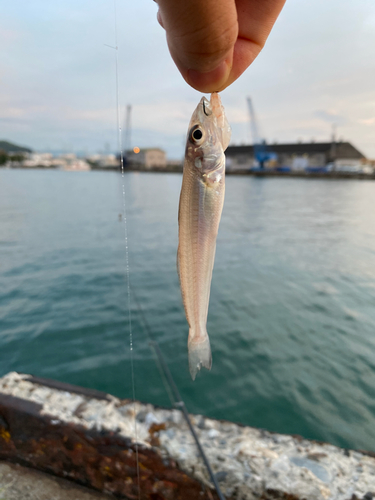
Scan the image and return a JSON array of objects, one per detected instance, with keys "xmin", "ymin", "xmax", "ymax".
[{"xmin": 0, "ymin": 372, "xmax": 374, "ymax": 499}]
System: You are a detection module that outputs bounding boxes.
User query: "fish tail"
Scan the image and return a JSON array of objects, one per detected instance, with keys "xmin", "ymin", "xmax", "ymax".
[{"xmin": 188, "ymin": 330, "xmax": 212, "ymax": 381}]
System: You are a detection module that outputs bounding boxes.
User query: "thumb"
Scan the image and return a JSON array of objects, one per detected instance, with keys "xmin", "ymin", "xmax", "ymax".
[{"xmin": 156, "ymin": 0, "xmax": 238, "ymax": 92}]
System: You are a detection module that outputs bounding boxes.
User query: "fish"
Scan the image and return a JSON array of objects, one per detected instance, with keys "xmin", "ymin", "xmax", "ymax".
[{"xmin": 177, "ymin": 92, "xmax": 231, "ymax": 380}]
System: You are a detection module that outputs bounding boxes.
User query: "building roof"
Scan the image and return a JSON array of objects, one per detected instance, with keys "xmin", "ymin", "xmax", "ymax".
[
  {"xmin": 139, "ymin": 148, "xmax": 165, "ymax": 153},
  {"xmin": 226, "ymin": 142, "xmax": 366, "ymax": 159}
]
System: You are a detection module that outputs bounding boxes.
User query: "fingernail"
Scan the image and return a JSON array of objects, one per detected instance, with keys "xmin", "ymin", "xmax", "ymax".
[{"xmin": 187, "ymin": 60, "xmax": 231, "ymax": 93}]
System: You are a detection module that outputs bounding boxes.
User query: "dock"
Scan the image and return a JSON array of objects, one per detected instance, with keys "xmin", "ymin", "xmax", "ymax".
[{"xmin": 0, "ymin": 372, "xmax": 374, "ymax": 499}]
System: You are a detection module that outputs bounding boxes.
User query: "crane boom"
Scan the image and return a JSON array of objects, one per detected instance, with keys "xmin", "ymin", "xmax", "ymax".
[
  {"xmin": 122, "ymin": 104, "xmax": 132, "ymax": 167},
  {"xmin": 247, "ymin": 97, "xmax": 260, "ymax": 146},
  {"xmin": 246, "ymin": 97, "xmax": 276, "ymax": 170},
  {"xmin": 124, "ymin": 104, "xmax": 132, "ymax": 153}
]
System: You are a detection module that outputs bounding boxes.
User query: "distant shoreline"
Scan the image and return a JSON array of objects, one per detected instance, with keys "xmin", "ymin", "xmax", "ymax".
[
  {"xmin": 2, "ymin": 164, "xmax": 375, "ymax": 180},
  {"xmin": 118, "ymin": 165, "xmax": 375, "ymax": 180}
]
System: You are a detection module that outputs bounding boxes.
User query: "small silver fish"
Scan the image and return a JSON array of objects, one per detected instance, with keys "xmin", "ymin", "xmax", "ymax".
[{"xmin": 178, "ymin": 93, "xmax": 231, "ymax": 380}]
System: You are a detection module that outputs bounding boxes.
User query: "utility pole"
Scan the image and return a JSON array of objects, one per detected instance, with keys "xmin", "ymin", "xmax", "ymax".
[
  {"xmin": 124, "ymin": 104, "xmax": 132, "ymax": 161},
  {"xmin": 247, "ymin": 97, "xmax": 267, "ymax": 169},
  {"xmin": 331, "ymin": 123, "xmax": 337, "ymax": 169}
]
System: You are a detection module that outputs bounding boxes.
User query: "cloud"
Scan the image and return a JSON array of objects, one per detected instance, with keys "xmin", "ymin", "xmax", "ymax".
[
  {"xmin": 358, "ymin": 117, "xmax": 375, "ymax": 126},
  {"xmin": 0, "ymin": 28, "xmax": 20, "ymax": 44},
  {"xmin": 0, "ymin": 0, "xmax": 375, "ymax": 159},
  {"xmin": 314, "ymin": 110, "xmax": 347, "ymax": 125}
]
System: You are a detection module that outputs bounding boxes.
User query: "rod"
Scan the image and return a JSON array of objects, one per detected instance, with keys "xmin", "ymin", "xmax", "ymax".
[{"xmin": 149, "ymin": 340, "xmax": 226, "ymax": 500}]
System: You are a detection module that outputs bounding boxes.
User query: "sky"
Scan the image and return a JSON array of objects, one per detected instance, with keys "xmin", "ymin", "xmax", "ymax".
[{"xmin": 0, "ymin": 0, "xmax": 374, "ymax": 160}]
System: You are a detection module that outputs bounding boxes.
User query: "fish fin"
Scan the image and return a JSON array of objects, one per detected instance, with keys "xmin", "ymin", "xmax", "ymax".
[{"xmin": 188, "ymin": 333, "xmax": 212, "ymax": 381}]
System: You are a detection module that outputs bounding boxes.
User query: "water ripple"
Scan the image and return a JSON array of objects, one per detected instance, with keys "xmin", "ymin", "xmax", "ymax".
[{"xmin": 1, "ymin": 170, "xmax": 375, "ymax": 452}]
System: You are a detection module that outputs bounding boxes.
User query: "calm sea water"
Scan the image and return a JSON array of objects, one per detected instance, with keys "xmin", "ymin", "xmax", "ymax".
[{"xmin": 1, "ymin": 169, "xmax": 375, "ymax": 452}]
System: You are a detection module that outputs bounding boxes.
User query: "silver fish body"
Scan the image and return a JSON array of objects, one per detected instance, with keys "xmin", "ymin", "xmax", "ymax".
[{"xmin": 178, "ymin": 93, "xmax": 231, "ymax": 380}]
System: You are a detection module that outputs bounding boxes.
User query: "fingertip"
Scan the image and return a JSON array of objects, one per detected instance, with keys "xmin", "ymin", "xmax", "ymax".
[
  {"xmin": 156, "ymin": 9, "xmax": 164, "ymax": 29},
  {"xmin": 186, "ymin": 59, "xmax": 232, "ymax": 93}
]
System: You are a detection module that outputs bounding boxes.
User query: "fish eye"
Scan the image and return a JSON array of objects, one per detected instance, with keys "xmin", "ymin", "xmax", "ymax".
[
  {"xmin": 193, "ymin": 129, "xmax": 202, "ymax": 140},
  {"xmin": 189, "ymin": 126, "xmax": 204, "ymax": 144}
]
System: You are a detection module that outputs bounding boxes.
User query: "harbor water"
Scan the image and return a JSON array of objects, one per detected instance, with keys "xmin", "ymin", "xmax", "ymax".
[{"xmin": 1, "ymin": 169, "xmax": 375, "ymax": 452}]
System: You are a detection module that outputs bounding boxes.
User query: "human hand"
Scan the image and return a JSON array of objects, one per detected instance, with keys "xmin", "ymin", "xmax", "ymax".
[{"xmin": 156, "ymin": 0, "xmax": 286, "ymax": 93}]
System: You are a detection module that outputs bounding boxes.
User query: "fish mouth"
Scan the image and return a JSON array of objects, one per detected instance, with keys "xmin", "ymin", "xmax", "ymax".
[
  {"xmin": 202, "ymin": 98, "xmax": 212, "ymax": 116},
  {"xmin": 210, "ymin": 93, "xmax": 224, "ymax": 121}
]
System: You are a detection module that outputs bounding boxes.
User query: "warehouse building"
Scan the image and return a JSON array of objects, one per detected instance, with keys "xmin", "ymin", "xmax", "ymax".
[
  {"xmin": 126, "ymin": 147, "xmax": 166, "ymax": 169},
  {"xmin": 226, "ymin": 141, "xmax": 366, "ymax": 172}
]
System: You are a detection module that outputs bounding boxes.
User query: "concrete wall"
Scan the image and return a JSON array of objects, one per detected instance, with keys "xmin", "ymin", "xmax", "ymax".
[
  {"xmin": 127, "ymin": 149, "xmax": 167, "ymax": 169},
  {"xmin": 0, "ymin": 372, "xmax": 374, "ymax": 500},
  {"xmin": 226, "ymin": 152, "xmax": 329, "ymax": 171},
  {"xmin": 145, "ymin": 149, "xmax": 166, "ymax": 169}
]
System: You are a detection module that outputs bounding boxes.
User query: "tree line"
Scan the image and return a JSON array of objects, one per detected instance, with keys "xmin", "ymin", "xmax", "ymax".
[{"xmin": 0, "ymin": 150, "xmax": 26, "ymax": 165}]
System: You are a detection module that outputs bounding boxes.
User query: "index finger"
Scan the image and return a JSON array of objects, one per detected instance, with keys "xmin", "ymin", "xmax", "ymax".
[
  {"xmin": 220, "ymin": 0, "xmax": 286, "ymax": 91},
  {"xmin": 156, "ymin": 0, "xmax": 286, "ymax": 93}
]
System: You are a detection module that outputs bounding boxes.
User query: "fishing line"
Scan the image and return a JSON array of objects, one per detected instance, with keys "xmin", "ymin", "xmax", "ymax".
[
  {"xmin": 108, "ymin": 0, "xmax": 140, "ymax": 496},
  {"xmin": 131, "ymin": 287, "xmax": 176, "ymax": 407},
  {"xmin": 131, "ymin": 286, "xmax": 226, "ymax": 500},
  {"xmin": 107, "ymin": 4, "xmax": 225, "ymax": 498}
]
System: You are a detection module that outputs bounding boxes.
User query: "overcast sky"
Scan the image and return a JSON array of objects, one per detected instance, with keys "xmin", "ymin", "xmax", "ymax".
[{"xmin": 0, "ymin": 0, "xmax": 374, "ymax": 159}]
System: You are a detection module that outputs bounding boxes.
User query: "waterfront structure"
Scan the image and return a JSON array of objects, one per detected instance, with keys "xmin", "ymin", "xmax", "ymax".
[
  {"xmin": 226, "ymin": 141, "xmax": 366, "ymax": 172},
  {"xmin": 59, "ymin": 157, "xmax": 90, "ymax": 171},
  {"xmin": 86, "ymin": 153, "xmax": 119, "ymax": 169},
  {"xmin": 20, "ymin": 152, "xmax": 90, "ymax": 170},
  {"xmin": 23, "ymin": 152, "xmax": 56, "ymax": 168},
  {"xmin": 126, "ymin": 147, "xmax": 167, "ymax": 170},
  {"xmin": 0, "ymin": 371, "xmax": 374, "ymax": 499}
]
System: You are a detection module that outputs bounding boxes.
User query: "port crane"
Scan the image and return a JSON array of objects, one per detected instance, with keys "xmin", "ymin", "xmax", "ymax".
[
  {"xmin": 122, "ymin": 104, "xmax": 132, "ymax": 166},
  {"xmin": 247, "ymin": 97, "xmax": 276, "ymax": 169}
]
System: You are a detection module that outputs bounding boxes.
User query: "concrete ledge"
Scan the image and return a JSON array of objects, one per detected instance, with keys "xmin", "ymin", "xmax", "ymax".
[
  {"xmin": 0, "ymin": 372, "xmax": 374, "ymax": 499},
  {"xmin": 0, "ymin": 461, "xmax": 114, "ymax": 500}
]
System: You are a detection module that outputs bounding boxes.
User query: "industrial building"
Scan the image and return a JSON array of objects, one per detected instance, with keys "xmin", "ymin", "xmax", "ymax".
[
  {"xmin": 126, "ymin": 147, "xmax": 166, "ymax": 170},
  {"xmin": 232, "ymin": 97, "xmax": 371, "ymax": 173},
  {"xmin": 226, "ymin": 141, "xmax": 366, "ymax": 172}
]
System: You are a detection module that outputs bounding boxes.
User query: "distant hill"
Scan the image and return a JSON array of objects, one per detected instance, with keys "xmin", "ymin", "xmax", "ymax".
[{"xmin": 0, "ymin": 140, "xmax": 32, "ymax": 153}]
